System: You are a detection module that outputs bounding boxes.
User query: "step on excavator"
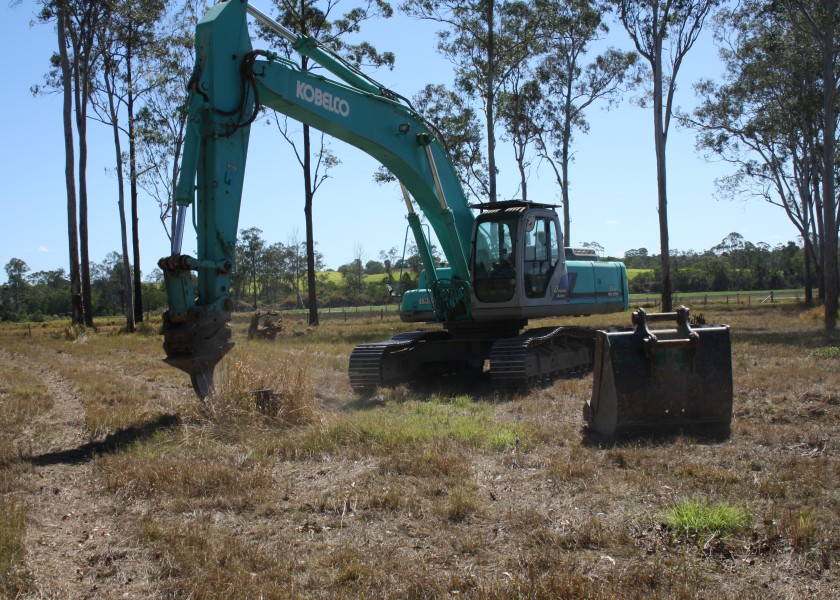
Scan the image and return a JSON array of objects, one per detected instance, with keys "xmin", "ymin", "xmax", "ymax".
[{"xmin": 159, "ymin": 0, "xmax": 733, "ymax": 435}]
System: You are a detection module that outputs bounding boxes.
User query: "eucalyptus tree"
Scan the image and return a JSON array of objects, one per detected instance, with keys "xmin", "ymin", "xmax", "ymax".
[
  {"xmin": 102, "ymin": 0, "xmax": 166, "ymax": 324},
  {"xmin": 411, "ymin": 83, "xmax": 489, "ymax": 200},
  {"xmin": 497, "ymin": 73, "xmax": 541, "ymax": 201},
  {"xmin": 64, "ymin": 0, "xmax": 106, "ymax": 326},
  {"xmin": 93, "ymin": 9, "xmax": 135, "ymax": 331},
  {"xmin": 3, "ymin": 259, "xmax": 30, "ymax": 314},
  {"xmin": 528, "ymin": 0, "xmax": 638, "ymax": 245},
  {"xmin": 338, "ymin": 243, "xmax": 366, "ymax": 295},
  {"xmin": 34, "ymin": 0, "xmax": 110, "ymax": 325},
  {"xmin": 266, "ymin": 0, "xmax": 394, "ymax": 326},
  {"xmin": 780, "ymin": 0, "xmax": 840, "ymax": 328},
  {"xmin": 684, "ymin": 1, "xmax": 825, "ymax": 305},
  {"xmin": 236, "ymin": 227, "xmax": 268, "ymax": 310},
  {"xmin": 261, "ymin": 242, "xmax": 288, "ymax": 305},
  {"xmin": 54, "ymin": 2, "xmax": 84, "ymax": 324},
  {"xmin": 91, "ymin": 0, "xmax": 166, "ymax": 330},
  {"xmin": 135, "ymin": 0, "xmax": 209, "ymax": 243},
  {"xmin": 613, "ymin": 0, "xmax": 720, "ymax": 312},
  {"xmin": 401, "ymin": 0, "xmax": 538, "ymax": 203}
]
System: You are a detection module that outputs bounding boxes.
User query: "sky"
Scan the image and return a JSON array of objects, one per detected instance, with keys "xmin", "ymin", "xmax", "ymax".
[{"xmin": 0, "ymin": 0, "xmax": 802, "ymax": 285}]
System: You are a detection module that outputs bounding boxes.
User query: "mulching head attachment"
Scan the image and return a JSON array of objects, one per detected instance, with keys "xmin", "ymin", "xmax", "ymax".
[{"xmin": 585, "ymin": 306, "xmax": 732, "ymax": 436}]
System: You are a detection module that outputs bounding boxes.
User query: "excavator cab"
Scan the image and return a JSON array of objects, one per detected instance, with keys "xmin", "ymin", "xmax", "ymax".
[
  {"xmin": 400, "ymin": 202, "xmax": 628, "ymax": 325},
  {"xmin": 469, "ymin": 202, "xmax": 627, "ymax": 322}
]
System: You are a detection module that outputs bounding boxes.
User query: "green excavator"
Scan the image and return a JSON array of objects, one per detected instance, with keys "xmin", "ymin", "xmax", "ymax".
[{"xmin": 159, "ymin": 0, "xmax": 732, "ymax": 435}]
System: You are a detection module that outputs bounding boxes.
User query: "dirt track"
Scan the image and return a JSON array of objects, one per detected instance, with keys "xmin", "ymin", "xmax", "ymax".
[{"xmin": 16, "ymin": 353, "xmax": 158, "ymax": 598}]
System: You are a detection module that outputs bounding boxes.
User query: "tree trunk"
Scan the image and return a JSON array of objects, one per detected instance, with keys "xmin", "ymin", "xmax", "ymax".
[
  {"xmin": 104, "ymin": 55, "xmax": 136, "ymax": 333},
  {"xmin": 485, "ymin": 0, "xmax": 497, "ymax": 202},
  {"xmin": 58, "ymin": 8, "xmax": 83, "ymax": 325},
  {"xmin": 820, "ymin": 0, "xmax": 838, "ymax": 330},
  {"xmin": 561, "ymin": 96, "xmax": 573, "ymax": 245},
  {"xmin": 127, "ymin": 40, "xmax": 144, "ymax": 323},
  {"xmin": 517, "ymin": 146, "xmax": 527, "ymax": 201},
  {"xmin": 114, "ymin": 137, "xmax": 136, "ymax": 333},
  {"xmin": 804, "ymin": 235, "xmax": 813, "ymax": 306},
  {"xmin": 71, "ymin": 22, "xmax": 94, "ymax": 327},
  {"xmin": 303, "ymin": 123, "xmax": 320, "ymax": 326},
  {"xmin": 652, "ymin": 36, "xmax": 672, "ymax": 312},
  {"xmin": 252, "ymin": 264, "xmax": 258, "ymax": 310},
  {"xmin": 809, "ymin": 178, "xmax": 825, "ymax": 301}
]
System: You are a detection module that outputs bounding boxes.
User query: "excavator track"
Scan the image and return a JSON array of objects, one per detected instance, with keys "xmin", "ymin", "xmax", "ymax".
[
  {"xmin": 489, "ymin": 326, "xmax": 596, "ymax": 390},
  {"xmin": 349, "ymin": 330, "xmax": 452, "ymax": 391}
]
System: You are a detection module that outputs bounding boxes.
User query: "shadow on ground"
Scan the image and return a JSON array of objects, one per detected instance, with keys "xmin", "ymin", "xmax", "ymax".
[
  {"xmin": 580, "ymin": 424, "xmax": 732, "ymax": 449},
  {"xmin": 25, "ymin": 414, "xmax": 181, "ymax": 467}
]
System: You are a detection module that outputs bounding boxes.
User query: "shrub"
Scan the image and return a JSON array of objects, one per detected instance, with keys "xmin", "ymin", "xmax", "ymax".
[{"xmin": 205, "ymin": 353, "xmax": 318, "ymax": 426}]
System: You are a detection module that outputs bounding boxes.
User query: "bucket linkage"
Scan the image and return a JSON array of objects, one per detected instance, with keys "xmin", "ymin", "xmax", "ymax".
[{"xmin": 585, "ymin": 306, "xmax": 733, "ymax": 436}]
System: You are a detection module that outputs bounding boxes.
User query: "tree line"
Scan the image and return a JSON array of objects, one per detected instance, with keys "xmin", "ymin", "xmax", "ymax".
[
  {"xmin": 1, "ymin": 254, "xmax": 166, "ymax": 322},
  {"xmin": 1, "ymin": 230, "xmax": 813, "ymax": 321},
  {"xmin": 624, "ymin": 233, "xmax": 807, "ymax": 294},
  {"xmin": 31, "ymin": 0, "xmax": 839, "ymax": 333}
]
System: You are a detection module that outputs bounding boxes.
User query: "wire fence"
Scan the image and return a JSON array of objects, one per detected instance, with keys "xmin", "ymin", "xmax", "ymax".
[
  {"xmin": 631, "ymin": 290, "xmax": 808, "ymax": 309},
  {"xmin": 0, "ymin": 289, "xmax": 813, "ymax": 334},
  {"xmin": 294, "ymin": 289, "xmax": 811, "ymax": 322}
]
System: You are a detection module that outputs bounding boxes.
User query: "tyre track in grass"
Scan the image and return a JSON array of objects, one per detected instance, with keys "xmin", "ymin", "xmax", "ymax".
[{"xmin": 17, "ymin": 353, "xmax": 160, "ymax": 599}]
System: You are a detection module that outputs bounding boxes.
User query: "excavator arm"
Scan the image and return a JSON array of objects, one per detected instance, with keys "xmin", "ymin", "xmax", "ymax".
[{"xmin": 160, "ymin": 0, "xmax": 475, "ymax": 395}]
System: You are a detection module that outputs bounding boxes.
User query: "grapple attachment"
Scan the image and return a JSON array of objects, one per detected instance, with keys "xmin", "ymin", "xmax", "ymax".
[{"xmin": 585, "ymin": 306, "xmax": 732, "ymax": 436}]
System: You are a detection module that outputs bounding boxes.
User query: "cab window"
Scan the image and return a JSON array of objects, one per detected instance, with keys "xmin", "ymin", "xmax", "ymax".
[
  {"xmin": 473, "ymin": 218, "xmax": 517, "ymax": 303},
  {"xmin": 522, "ymin": 218, "xmax": 560, "ymax": 298}
]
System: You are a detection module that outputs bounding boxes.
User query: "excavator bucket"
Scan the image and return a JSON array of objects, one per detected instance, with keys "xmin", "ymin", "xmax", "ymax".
[{"xmin": 585, "ymin": 306, "xmax": 732, "ymax": 436}]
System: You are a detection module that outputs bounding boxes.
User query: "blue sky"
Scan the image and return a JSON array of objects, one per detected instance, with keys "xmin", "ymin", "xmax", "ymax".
[{"xmin": 0, "ymin": 1, "xmax": 799, "ymax": 284}]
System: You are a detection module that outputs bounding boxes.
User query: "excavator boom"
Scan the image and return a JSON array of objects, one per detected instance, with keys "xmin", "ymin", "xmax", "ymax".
[{"xmin": 160, "ymin": 0, "xmax": 474, "ymax": 391}]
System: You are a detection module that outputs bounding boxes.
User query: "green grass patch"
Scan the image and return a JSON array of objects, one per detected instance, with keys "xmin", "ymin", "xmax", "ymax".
[
  {"xmin": 318, "ymin": 271, "xmax": 392, "ymax": 285},
  {"xmin": 811, "ymin": 346, "xmax": 840, "ymax": 359},
  {"xmin": 626, "ymin": 268, "xmax": 653, "ymax": 281},
  {"xmin": 662, "ymin": 498, "xmax": 750, "ymax": 537},
  {"xmin": 287, "ymin": 394, "xmax": 524, "ymax": 457}
]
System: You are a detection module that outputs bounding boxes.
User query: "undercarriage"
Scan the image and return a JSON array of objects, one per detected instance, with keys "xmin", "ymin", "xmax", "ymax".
[{"xmin": 348, "ymin": 322, "xmax": 596, "ymax": 392}]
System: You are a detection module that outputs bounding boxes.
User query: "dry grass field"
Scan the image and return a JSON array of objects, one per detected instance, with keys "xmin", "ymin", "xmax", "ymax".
[{"xmin": 1, "ymin": 301, "xmax": 839, "ymax": 598}]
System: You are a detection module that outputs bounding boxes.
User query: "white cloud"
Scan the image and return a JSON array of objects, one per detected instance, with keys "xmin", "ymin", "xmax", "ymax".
[
  {"xmin": 605, "ymin": 219, "xmax": 618, "ymax": 225},
  {"xmin": 37, "ymin": 246, "xmax": 49, "ymax": 253}
]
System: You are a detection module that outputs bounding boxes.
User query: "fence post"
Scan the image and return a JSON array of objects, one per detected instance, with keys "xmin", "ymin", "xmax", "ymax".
[{"xmin": 343, "ymin": 307, "xmax": 346, "ymax": 322}]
